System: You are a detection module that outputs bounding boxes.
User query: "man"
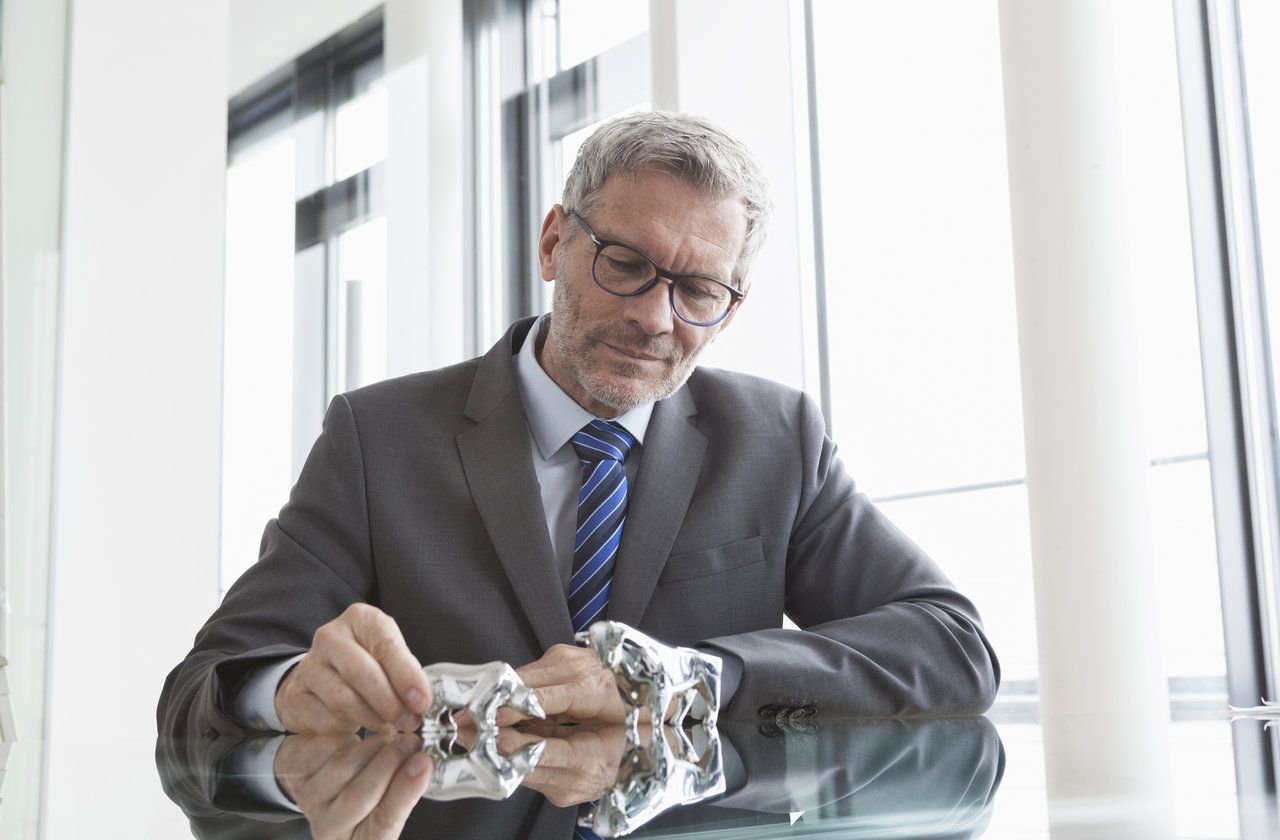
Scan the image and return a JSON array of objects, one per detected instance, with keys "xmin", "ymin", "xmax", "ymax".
[{"xmin": 158, "ymin": 111, "xmax": 997, "ymax": 748}]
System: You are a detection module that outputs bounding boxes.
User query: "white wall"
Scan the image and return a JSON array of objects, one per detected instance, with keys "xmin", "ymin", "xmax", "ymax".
[{"xmin": 44, "ymin": 0, "xmax": 228, "ymax": 834}]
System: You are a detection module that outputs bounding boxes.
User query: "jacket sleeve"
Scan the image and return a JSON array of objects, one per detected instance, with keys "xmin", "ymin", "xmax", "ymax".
[
  {"xmin": 156, "ymin": 395, "xmax": 376, "ymax": 740},
  {"xmin": 699, "ymin": 393, "xmax": 1001, "ymax": 721}
]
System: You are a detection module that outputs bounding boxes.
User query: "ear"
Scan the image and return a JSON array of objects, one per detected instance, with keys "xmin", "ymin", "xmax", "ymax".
[{"xmin": 537, "ymin": 204, "xmax": 568, "ymax": 282}]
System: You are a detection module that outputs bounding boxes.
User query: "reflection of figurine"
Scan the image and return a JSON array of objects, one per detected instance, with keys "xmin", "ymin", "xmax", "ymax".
[
  {"xmin": 576, "ymin": 621, "xmax": 722, "ymax": 740},
  {"xmin": 421, "ymin": 728, "xmax": 546, "ymax": 802},
  {"xmin": 420, "ymin": 661, "xmax": 545, "ymax": 731},
  {"xmin": 580, "ymin": 724, "xmax": 725, "ymax": 837}
]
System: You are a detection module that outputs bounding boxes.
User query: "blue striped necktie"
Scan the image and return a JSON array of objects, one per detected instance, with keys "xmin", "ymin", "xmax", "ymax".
[
  {"xmin": 569, "ymin": 420, "xmax": 635, "ymax": 840},
  {"xmin": 568, "ymin": 420, "xmax": 636, "ymax": 634}
]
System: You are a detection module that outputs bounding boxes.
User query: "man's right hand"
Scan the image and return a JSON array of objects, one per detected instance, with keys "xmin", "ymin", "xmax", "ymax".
[{"xmin": 276, "ymin": 603, "xmax": 432, "ymax": 734}]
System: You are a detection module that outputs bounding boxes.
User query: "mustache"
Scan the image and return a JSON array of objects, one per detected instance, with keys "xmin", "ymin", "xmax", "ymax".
[{"xmin": 588, "ymin": 326, "xmax": 678, "ymax": 361}]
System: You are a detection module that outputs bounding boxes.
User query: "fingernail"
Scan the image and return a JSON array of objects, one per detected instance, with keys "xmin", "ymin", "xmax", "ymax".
[
  {"xmin": 396, "ymin": 733, "xmax": 419, "ymax": 755},
  {"xmin": 406, "ymin": 688, "xmax": 425, "ymax": 710},
  {"xmin": 397, "ymin": 712, "xmax": 420, "ymax": 732},
  {"xmin": 404, "ymin": 753, "xmax": 429, "ymax": 778}
]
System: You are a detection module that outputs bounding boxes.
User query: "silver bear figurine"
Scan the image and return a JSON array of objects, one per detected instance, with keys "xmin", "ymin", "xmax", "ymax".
[
  {"xmin": 420, "ymin": 728, "xmax": 546, "ymax": 802},
  {"xmin": 580, "ymin": 724, "xmax": 726, "ymax": 837},
  {"xmin": 419, "ymin": 661, "xmax": 545, "ymax": 731},
  {"xmin": 575, "ymin": 621, "xmax": 722, "ymax": 742}
]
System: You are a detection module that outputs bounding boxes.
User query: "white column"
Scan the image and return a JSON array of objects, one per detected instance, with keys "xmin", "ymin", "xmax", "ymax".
[
  {"xmin": 998, "ymin": 2, "xmax": 1174, "ymax": 837},
  {"xmin": 45, "ymin": 0, "xmax": 228, "ymax": 834},
  {"xmin": 648, "ymin": 0, "xmax": 818, "ymax": 395},
  {"xmin": 385, "ymin": 0, "xmax": 467, "ymax": 375}
]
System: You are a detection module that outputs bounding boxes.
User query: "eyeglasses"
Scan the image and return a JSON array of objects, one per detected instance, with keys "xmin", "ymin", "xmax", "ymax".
[{"xmin": 566, "ymin": 210, "xmax": 745, "ymax": 327}]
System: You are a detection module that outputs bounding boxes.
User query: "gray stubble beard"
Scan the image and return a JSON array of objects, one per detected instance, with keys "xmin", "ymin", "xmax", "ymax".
[{"xmin": 547, "ymin": 271, "xmax": 702, "ymax": 414}]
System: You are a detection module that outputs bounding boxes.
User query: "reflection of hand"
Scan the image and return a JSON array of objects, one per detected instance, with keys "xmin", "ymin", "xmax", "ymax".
[
  {"xmin": 500, "ymin": 724, "xmax": 630, "ymax": 807},
  {"xmin": 277, "ymin": 603, "xmax": 433, "ymax": 734},
  {"xmin": 274, "ymin": 733, "xmax": 432, "ymax": 840}
]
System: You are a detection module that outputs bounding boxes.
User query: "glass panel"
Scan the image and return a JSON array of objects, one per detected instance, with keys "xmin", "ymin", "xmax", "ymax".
[
  {"xmin": 555, "ymin": 102, "xmax": 650, "ymax": 198},
  {"xmin": 0, "ymin": 0, "xmax": 69, "ymax": 833},
  {"xmin": 555, "ymin": 0, "xmax": 648, "ymax": 72},
  {"xmin": 334, "ymin": 81, "xmax": 388, "ymax": 183},
  {"xmin": 336, "ymin": 216, "xmax": 389, "ymax": 391},
  {"xmin": 221, "ymin": 135, "xmax": 298, "ymax": 593},
  {"xmin": 812, "ymin": 0, "xmax": 1024, "ymax": 499},
  {"xmin": 878, "ymin": 485, "xmax": 1039, "ymax": 687},
  {"xmin": 811, "ymin": 0, "xmax": 1226, "ymax": 718},
  {"xmin": 1238, "ymin": 1, "xmax": 1280, "ymax": 443},
  {"xmin": 1149, "ymin": 459, "xmax": 1227, "ymax": 683}
]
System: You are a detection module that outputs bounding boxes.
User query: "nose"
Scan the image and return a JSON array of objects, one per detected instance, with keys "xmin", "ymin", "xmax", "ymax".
[{"xmin": 622, "ymin": 277, "xmax": 675, "ymax": 336}]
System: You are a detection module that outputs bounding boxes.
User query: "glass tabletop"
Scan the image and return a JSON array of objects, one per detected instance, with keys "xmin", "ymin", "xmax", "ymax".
[{"xmin": 135, "ymin": 713, "xmax": 1265, "ymax": 839}]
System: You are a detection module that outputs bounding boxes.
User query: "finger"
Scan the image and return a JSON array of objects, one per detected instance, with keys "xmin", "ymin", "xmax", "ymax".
[
  {"xmin": 317, "ymin": 623, "xmax": 415, "ymax": 728},
  {"xmin": 520, "ymin": 769, "xmax": 601, "ymax": 808},
  {"xmin": 310, "ymin": 664, "xmax": 398, "ymax": 733},
  {"xmin": 529, "ymin": 682, "xmax": 620, "ymax": 722},
  {"xmin": 357, "ymin": 751, "xmax": 433, "ymax": 840},
  {"xmin": 276, "ymin": 733, "xmax": 362, "ymax": 783},
  {"xmin": 293, "ymin": 736, "xmax": 390, "ymax": 816},
  {"xmin": 495, "ymin": 728, "xmax": 545, "ymax": 756},
  {"xmin": 516, "ymin": 646, "xmax": 595, "ymax": 684},
  {"xmin": 346, "ymin": 605, "xmax": 432, "ymax": 715},
  {"xmin": 326, "ymin": 735, "xmax": 419, "ymax": 831},
  {"xmin": 494, "ymin": 706, "xmax": 529, "ymax": 727}
]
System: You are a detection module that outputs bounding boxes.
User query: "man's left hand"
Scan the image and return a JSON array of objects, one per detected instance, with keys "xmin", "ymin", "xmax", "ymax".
[{"xmin": 497, "ymin": 644, "xmax": 627, "ymax": 726}]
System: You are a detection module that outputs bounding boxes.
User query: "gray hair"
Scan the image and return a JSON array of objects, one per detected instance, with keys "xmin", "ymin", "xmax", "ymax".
[{"xmin": 561, "ymin": 110, "xmax": 772, "ymax": 287}]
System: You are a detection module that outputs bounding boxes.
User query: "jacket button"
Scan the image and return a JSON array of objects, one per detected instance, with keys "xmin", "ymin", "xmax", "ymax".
[
  {"xmin": 801, "ymin": 704, "xmax": 817, "ymax": 717},
  {"xmin": 758, "ymin": 704, "xmax": 781, "ymax": 718}
]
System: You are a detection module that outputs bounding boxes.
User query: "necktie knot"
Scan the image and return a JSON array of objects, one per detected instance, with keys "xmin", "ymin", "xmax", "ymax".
[{"xmin": 571, "ymin": 420, "xmax": 635, "ymax": 465}]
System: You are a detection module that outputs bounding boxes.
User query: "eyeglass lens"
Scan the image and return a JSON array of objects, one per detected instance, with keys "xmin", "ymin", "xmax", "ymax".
[{"xmin": 594, "ymin": 244, "xmax": 731, "ymax": 324}]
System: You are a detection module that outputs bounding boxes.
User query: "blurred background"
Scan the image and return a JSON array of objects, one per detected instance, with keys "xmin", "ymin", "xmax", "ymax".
[{"xmin": 1, "ymin": 0, "xmax": 1279, "ymax": 836}]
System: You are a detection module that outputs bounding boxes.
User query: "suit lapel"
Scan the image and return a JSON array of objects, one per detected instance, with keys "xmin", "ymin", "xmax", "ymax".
[
  {"xmin": 607, "ymin": 385, "xmax": 706, "ymax": 628},
  {"xmin": 457, "ymin": 319, "xmax": 575, "ymax": 654}
]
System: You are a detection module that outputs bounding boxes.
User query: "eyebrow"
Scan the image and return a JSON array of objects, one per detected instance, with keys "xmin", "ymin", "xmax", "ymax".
[{"xmin": 589, "ymin": 221, "xmax": 733, "ymax": 286}]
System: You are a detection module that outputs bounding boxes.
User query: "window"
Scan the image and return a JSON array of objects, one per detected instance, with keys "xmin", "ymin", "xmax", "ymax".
[
  {"xmin": 810, "ymin": 1, "xmax": 1230, "ymax": 833},
  {"xmin": 221, "ymin": 12, "xmax": 386, "ymax": 593},
  {"xmin": 464, "ymin": 0, "xmax": 649, "ymax": 351}
]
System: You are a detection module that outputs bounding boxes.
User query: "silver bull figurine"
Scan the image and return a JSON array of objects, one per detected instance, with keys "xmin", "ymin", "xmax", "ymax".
[
  {"xmin": 420, "ymin": 728, "xmax": 546, "ymax": 802},
  {"xmin": 419, "ymin": 661, "xmax": 545, "ymax": 731},
  {"xmin": 580, "ymin": 724, "xmax": 726, "ymax": 837},
  {"xmin": 575, "ymin": 621, "xmax": 723, "ymax": 742}
]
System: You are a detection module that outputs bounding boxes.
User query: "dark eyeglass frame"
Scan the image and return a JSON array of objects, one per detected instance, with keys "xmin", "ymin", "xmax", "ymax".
[{"xmin": 566, "ymin": 210, "xmax": 745, "ymax": 327}]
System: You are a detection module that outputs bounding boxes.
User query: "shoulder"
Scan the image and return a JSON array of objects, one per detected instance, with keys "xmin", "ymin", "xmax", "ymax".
[
  {"xmin": 684, "ymin": 366, "xmax": 824, "ymax": 439},
  {"xmin": 334, "ymin": 358, "xmax": 484, "ymax": 443}
]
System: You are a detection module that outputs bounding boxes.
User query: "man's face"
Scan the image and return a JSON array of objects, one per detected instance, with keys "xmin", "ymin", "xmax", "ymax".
[{"xmin": 536, "ymin": 169, "xmax": 748, "ymax": 418}]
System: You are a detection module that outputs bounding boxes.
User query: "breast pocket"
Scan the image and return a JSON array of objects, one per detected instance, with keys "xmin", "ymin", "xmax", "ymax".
[
  {"xmin": 647, "ymin": 535, "xmax": 777, "ymax": 641},
  {"xmin": 658, "ymin": 535, "xmax": 766, "ymax": 584}
]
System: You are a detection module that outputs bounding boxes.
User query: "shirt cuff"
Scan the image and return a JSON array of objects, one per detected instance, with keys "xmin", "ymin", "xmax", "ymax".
[
  {"xmin": 230, "ymin": 653, "xmax": 307, "ymax": 732},
  {"xmin": 689, "ymin": 646, "xmax": 742, "ymax": 720},
  {"xmin": 219, "ymin": 735, "xmax": 302, "ymax": 813}
]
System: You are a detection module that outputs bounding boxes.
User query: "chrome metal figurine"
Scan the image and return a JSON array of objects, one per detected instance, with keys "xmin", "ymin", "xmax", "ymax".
[
  {"xmin": 575, "ymin": 620, "xmax": 723, "ymax": 740},
  {"xmin": 419, "ymin": 661, "xmax": 545, "ymax": 731},
  {"xmin": 579, "ymin": 724, "xmax": 726, "ymax": 837},
  {"xmin": 420, "ymin": 728, "xmax": 546, "ymax": 802}
]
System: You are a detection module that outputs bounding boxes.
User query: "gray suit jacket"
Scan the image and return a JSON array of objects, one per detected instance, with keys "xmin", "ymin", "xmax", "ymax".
[{"xmin": 158, "ymin": 317, "xmax": 998, "ymax": 740}]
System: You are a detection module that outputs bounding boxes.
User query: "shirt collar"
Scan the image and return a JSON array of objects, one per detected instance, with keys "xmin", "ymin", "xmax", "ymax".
[{"xmin": 515, "ymin": 314, "xmax": 653, "ymax": 461}]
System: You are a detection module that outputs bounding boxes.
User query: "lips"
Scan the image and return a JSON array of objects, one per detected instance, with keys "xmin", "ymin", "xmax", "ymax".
[{"xmin": 604, "ymin": 342, "xmax": 663, "ymax": 363}]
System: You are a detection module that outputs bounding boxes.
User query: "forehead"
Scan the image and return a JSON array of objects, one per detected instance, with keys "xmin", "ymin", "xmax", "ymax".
[{"xmin": 589, "ymin": 169, "xmax": 747, "ymax": 281}]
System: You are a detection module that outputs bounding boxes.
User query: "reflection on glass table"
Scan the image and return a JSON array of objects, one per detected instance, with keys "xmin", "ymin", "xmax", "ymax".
[{"xmin": 155, "ymin": 716, "xmax": 1003, "ymax": 839}]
